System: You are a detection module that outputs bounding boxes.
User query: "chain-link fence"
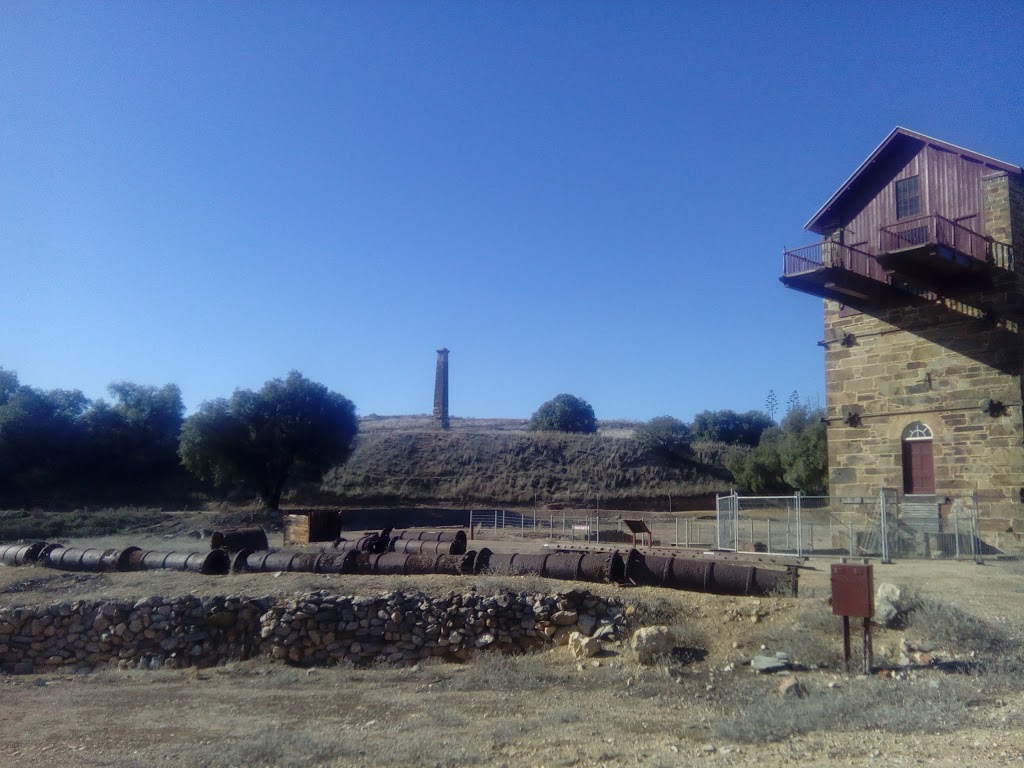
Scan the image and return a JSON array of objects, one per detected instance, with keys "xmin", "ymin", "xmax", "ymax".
[
  {"xmin": 467, "ymin": 509, "xmax": 718, "ymax": 548},
  {"xmin": 714, "ymin": 490, "xmax": 986, "ymax": 561},
  {"xmin": 468, "ymin": 489, "xmax": 990, "ymax": 561}
]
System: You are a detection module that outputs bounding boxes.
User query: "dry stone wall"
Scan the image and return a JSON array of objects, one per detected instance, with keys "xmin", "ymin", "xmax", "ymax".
[{"xmin": 0, "ymin": 589, "xmax": 623, "ymax": 675}]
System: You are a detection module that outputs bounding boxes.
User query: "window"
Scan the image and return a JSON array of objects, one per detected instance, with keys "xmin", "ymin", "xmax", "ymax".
[
  {"xmin": 895, "ymin": 176, "xmax": 921, "ymax": 219},
  {"xmin": 902, "ymin": 422, "xmax": 933, "ymax": 440}
]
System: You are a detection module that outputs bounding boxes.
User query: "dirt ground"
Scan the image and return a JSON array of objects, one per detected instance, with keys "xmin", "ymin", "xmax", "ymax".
[{"xmin": 2, "ymin": 520, "xmax": 1024, "ymax": 767}]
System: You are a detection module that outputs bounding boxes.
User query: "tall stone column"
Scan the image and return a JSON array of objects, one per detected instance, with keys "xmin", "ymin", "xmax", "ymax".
[{"xmin": 433, "ymin": 348, "xmax": 450, "ymax": 430}]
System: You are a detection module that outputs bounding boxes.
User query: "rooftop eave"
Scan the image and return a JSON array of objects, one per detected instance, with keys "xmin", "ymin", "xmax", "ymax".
[{"xmin": 804, "ymin": 127, "xmax": 1023, "ymax": 236}]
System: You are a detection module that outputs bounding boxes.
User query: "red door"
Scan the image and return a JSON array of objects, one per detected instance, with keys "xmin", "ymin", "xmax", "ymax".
[{"xmin": 902, "ymin": 440, "xmax": 935, "ymax": 494}]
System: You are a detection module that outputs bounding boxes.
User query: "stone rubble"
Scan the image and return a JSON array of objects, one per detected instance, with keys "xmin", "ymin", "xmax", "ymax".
[{"xmin": 0, "ymin": 588, "xmax": 625, "ymax": 674}]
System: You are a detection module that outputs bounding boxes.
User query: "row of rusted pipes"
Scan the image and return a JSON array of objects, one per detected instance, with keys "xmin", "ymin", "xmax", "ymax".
[
  {"xmin": 325, "ymin": 528, "xmax": 469, "ymax": 557},
  {"xmin": 0, "ymin": 542, "xmax": 230, "ymax": 575},
  {"xmin": 1, "ymin": 537, "xmax": 797, "ymax": 596}
]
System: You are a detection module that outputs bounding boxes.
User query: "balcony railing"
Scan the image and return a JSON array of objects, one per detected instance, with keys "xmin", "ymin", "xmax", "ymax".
[
  {"xmin": 782, "ymin": 241, "xmax": 891, "ymax": 284},
  {"xmin": 880, "ymin": 214, "xmax": 988, "ymax": 263}
]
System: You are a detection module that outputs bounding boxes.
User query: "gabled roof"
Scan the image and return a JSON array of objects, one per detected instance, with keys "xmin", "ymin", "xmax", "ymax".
[{"xmin": 805, "ymin": 127, "xmax": 1022, "ymax": 234}]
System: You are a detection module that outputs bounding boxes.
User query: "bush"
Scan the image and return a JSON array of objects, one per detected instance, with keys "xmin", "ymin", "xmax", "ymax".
[
  {"xmin": 528, "ymin": 394, "xmax": 597, "ymax": 434},
  {"xmin": 691, "ymin": 409, "xmax": 774, "ymax": 446},
  {"xmin": 727, "ymin": 405, "xmax": 828, "ymax": 494},
  {"xmin": 633, "ymin": 416, "xmax": 692, "ymax": 465}
]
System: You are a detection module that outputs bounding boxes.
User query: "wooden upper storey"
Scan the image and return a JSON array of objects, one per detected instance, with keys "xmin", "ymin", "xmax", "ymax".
[{"xmin": 782, "ymin": 128, "xmax": 1022, "ymax": 307}]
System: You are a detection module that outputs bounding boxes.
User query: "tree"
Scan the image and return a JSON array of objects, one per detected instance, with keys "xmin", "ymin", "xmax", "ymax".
[
  {"xmin": 765, "ymin": 390, "xmax": 778, "ymax": 421},
  {"xmin": 179, "ymin": 371, "xmax": 358, "ymax": 510},
  {"xmin": 0, "ymin": 370, "xmax": 90, "ymax": 504},
  {"xmin": 690, "ymin": 409, "xmax": 774, "ymax": 446},
  {"xmin": 786, "ymin": 389, "xmax": 801, "ymax": 414},
  {"xmin": 84, "ymin": 382, "xmax": 186, "ymax": 490},
  {"xmin": 726, "ymin": 405, "xmax": 828, "ymax": 494},
  {"xmin": 528, "ymin": 394, "xmax": 597, "ymax": 434},
  {"xmin": 633, "ymin": 416, "xmax": 692, "ymax": 465}
]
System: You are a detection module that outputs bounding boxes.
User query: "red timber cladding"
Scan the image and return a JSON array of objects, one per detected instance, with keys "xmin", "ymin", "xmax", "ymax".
[
  {"xmin": 925, "ymin": 145, "xmax": 986, "ymax": 233},
  {"xmin": 834, "ymin": 144, "xmax": 988, "ymax": 254}
]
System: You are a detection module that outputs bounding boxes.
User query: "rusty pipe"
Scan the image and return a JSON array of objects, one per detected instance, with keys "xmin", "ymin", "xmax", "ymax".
[
  {"xmin": 0, "ymin": 541, "xmax": 50, "ymax": 566},
  {"xmin": 315, "ymin": 549, "xmax": 362, "ymax": 574},
  {"xmin": 129, "ymin": 549, "xmax": 230, "ymax": 575},
  {"xmin": 41, "ymin": 547, "xmax": 118, "ymax": 572},
  {"xmin": 389, "ymin": 538, "xmax": 467, "ymax": 556},
  {"xmin": 393, "ymin": 529, "xmax": 467, "ymax": 544},
  {"xmin": 623, "ymin": 550, "xmax": 796, "ymax": 597},
  {"xmin": 241, "ymin": 550, "xmax": 324, "ymax": 573},
  {"xmin": 210, "ymin": 528, "xmax": 269, "ymax": 553}
]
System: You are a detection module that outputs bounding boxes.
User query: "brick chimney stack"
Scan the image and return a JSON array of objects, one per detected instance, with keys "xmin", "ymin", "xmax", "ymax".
[{"xmin": 433, "ymin": 348, "xmax": 450, "ymax": 430}]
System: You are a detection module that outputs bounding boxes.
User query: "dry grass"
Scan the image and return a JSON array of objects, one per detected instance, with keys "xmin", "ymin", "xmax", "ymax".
[{"xmin": 319, "ymin": 428, "xmax": 733, "ymax": 508}]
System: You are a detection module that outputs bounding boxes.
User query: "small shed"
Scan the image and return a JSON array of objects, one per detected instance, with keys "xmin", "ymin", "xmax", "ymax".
[{"xmin": 284, "ymin": 510, "xmax": 341, "ymax": 546}]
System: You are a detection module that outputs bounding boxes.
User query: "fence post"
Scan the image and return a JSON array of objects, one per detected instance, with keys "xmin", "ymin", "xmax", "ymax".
[
  {"xmin": 848, "ymin": 522, "xmax": 854, "ymax": 558},
  {"xmin": 953, "ymin": 500, "xmax": 962, "ymax": 560},
  {"xmin": 596, "ymin": 513, "xmax": 600, "ymax": 544},
  {"xmin": 685, "ymin": 518, "xmax": 691, "ymax": 547},
  {"xmin": 675, "ymin": 517, "xmax": 679, "ymax": 547},
  {"xmin": 971, "ymin": 490, "xmax": 983, "ymax": 564},
  {"xmin": 767, "ymin": 519, "xmax": 772, "ymax": 554},
  {"xmin": 795, "ymin": 492, "xmax": 803, "ymax": 557},
  {"xmin": 880, "ymin": 489, "xmax": 892, "ymax": 564}
]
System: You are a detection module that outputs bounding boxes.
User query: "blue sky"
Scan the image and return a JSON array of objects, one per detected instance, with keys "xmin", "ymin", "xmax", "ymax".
[{"xmin": 3, "ymin": 2, "xmax": 1023, "ymax": 421}]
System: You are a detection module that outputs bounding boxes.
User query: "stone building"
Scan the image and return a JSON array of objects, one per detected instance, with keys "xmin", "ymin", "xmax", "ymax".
[{"xmin": 781, "ymin": 127, "xmax": 1024, "ymax": 539}]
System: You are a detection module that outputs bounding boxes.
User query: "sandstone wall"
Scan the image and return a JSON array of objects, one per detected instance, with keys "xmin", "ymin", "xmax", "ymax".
[
  {"xmin": 0, "ymin": 589, "xmax": 623, "ymax": 675},
  {"xmin": 824, "ymin": 297, "xmax": 1024, "ymax": 534}
]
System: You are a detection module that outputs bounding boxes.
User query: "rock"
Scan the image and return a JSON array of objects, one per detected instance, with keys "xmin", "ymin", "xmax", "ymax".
[
  {"xmin": 568, "ymin": 632, "xmax": 602, "ymax": 660},
  {"xmin": 873, "ymin": 583, "xmax": 905, "ymax": 628},
  {"xmin": 778, "ymin": 674, "xmax": 808, "ymax": 698},
  {"xmin": 577, "ymin": 613, "xmax": 597, "ymax": 636},
  {"xmin": 630, "ymin": 626, "xmax": 674, "ymax": 665},
  {"xmin": 475, "ymin": 632, "xmax": 495, "ymax": 648},
  {"xmin": 751, "ymin": 653, "xmax": 791, "ymax": 673},
  {"xmin": 551, "ymin": 610, "xmax": 579, "ymax": 626},
  {"xmin": 553, "ymin": 626, "xmax": 575, "ymax": 646}
]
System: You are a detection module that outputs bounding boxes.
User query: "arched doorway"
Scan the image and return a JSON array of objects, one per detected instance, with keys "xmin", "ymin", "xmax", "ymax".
[{"xmin": 901, "ymin": 422, "xmax": 935, "ymax": 495}]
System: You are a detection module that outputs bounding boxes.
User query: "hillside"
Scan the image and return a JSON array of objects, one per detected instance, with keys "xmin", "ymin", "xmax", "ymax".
[{"xmin": 317, "ymin": 415, "xmax": 741, "ymax": 510}]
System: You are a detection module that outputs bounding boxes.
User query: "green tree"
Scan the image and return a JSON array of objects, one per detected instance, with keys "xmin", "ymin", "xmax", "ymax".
[
  {"xmin": 691, "ymin": 409, "xmax": 774, "ymax": 446},
  {"xmin": 178, "ymin": 371, "xmax": 358, "ymax": 510},
  {"xmin": 726, "ymin": 405, "xmax": 828, "ymax": 494},
  {"xmin": 633, "ymin": 416, "xmax": 692, "ymax": 465},
  {"xmin": 0, "ymin": 370, "xmax": 90, "ymax": 503},
  {"xmin": 528, "ymin": 394, "xmax": 597, "ymax": 434},
  {"xmin": 84, "ymin": 382, "xmax": 186, "ymax": 491}
]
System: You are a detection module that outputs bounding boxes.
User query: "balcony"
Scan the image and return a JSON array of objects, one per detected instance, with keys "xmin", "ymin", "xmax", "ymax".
[
  {"xmin": 877, "ymin": 214, "xmax": 991, "ymax": 291},
  {"xmin": 781, "ymin": 242, "xmax": 912, "ymax": 306}
]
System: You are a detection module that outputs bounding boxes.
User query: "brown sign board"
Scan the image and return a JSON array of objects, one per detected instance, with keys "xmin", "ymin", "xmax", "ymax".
[{"xmin": 830, "ymin": 563, "xmax": 874, "ymax": 618}]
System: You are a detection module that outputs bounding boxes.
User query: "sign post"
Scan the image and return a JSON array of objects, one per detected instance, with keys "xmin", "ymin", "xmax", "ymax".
[{"xmin": 831, "ymin": 559, "xmax": 874, "ymax": 674}]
